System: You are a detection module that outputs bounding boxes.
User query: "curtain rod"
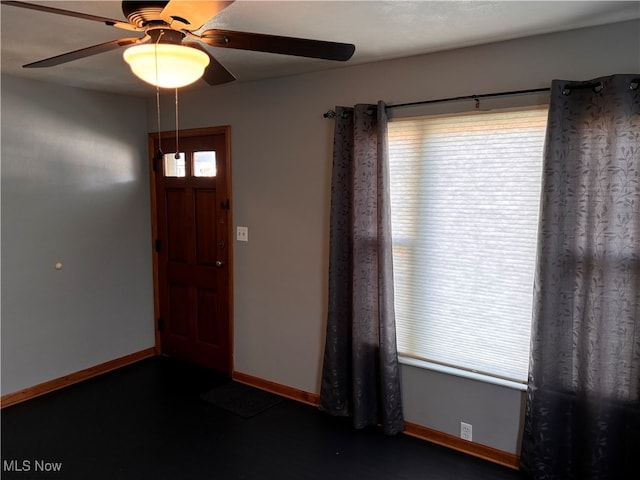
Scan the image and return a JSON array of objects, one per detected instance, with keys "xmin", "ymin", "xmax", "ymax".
[
  {"xmin": 386, "ymin": 79, "xmax": 636, "ymax": 109},
  {"xmin": 323, "ymin": 86, "xmax": 550, "ymax": 118},
  {"xmin": 323, "ymin": 79, "xmax": 638, "ymax": 118},
  {"xmin": 386, "ymin": 86, "xmax": 550, "ymax": 110}
]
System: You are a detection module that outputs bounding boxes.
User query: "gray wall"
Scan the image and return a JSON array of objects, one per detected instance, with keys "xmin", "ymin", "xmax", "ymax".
[
  {"xmin": 1, "ymin": 76, "xmax": 155, "ymax": 394},
  {"xmin": 150, "ymin": 20, "xmax": 639, "ymax": 454}
]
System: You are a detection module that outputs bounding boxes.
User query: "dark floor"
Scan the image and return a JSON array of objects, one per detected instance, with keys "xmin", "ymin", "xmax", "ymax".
[{"xmin": 2, "ymin": 357, "xmax": 526, "ymax": 479}]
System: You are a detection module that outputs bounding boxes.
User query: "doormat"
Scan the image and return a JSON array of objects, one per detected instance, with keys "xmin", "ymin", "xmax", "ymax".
[{"xmin": 200, "ymin": 381, "xmax": 283, "ymax": 418}]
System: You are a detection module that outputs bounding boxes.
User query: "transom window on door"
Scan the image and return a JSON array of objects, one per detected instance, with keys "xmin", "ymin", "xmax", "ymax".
[
  {"xmin": 387, "ymin": 106, "xmax": 548, "ymax": 384},
  {"xmin": 164, "ymin": 152, "xmax": 186, "ymax": 177},
  {"xmin": 163, "ymin": 151, "xmax": 217, "ymax": 177}
]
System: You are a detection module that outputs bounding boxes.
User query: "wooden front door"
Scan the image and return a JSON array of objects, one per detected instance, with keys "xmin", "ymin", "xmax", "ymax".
[{"xmin": 150, "ymin": 127, "xmax": 231, "ymax": 374}]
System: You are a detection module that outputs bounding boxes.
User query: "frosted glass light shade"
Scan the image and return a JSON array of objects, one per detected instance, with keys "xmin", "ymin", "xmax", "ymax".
[{"xmin": 123, "ymin": 44, "xmax": 210, "ymax": 88}]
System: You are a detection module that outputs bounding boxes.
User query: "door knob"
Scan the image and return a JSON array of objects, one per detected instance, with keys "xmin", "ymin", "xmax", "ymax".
[{"xmin": 215, "ymin": 260, "xmax": 225, "ymax": 268}]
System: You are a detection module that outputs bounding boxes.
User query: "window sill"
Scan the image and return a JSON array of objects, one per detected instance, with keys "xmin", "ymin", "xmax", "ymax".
[{"xmin": 398, "ymin": 356, "xmax": 528, "ymax": 391}]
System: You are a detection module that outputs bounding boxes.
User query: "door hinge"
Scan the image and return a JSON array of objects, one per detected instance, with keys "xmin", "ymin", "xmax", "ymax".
[
  {"xmin": 155, "ymin": 239, "xmax": 161, "ymax": 252},
  {"xmin": 221, "ymin": 199, "xmax": 230, "ymax": 210},
  {"xmin": 152, "ymin": 149, "xmax": 163, "ymax": 172},
  {"xmin": 157, "ymin": 318, "xmax": 164, "ymax": 331}
]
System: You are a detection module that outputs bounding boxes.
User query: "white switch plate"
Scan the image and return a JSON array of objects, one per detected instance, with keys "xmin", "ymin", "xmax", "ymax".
[{"xmin": 237, "ymin": 226, "xmax": 248, "ymax": 242}]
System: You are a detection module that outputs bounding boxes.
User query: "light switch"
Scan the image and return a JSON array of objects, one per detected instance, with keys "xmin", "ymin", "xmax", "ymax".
[{"xmin": 237, "ymin": 226, "xmax": 248, "ymax": 242}]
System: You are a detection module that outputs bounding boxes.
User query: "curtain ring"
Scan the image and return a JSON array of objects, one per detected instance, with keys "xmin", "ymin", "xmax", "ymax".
[
  {"xmin": 593, "ymin": 82, "xmax": 604, "ymax": 93},
  {"xmin": 630, "ymin": 78, "xmax": 639, "ymax": 91},
  {"xmin": 323, "ymin": 110, "xmax": 336, "ymax": 119}
]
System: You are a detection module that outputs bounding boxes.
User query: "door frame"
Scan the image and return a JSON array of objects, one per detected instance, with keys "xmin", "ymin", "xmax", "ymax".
[{"xmin": 147, "ymin": 125, "xmax": 234, "ymax": 373}]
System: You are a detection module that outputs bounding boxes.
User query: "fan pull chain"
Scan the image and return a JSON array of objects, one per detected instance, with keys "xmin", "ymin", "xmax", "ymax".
[
  {"xmin": 152, "ymin": 84, "xmax": 165, "ymax": 169},
  {"xmin": 156, "ymin": 86, "xmax": 162, "ymax": 152},
  {"xmin": 154, "ymin": 31, "xmax": 164, "ymax": 160},
  {"xmin": 174, "ymin": 88, "xmax": 180, "ymax": 160}
]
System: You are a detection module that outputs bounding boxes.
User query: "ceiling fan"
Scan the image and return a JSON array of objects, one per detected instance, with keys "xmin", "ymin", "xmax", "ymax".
[{"xmin": 2, "ymin": 0, "xmax": 356, "ymax": 87}]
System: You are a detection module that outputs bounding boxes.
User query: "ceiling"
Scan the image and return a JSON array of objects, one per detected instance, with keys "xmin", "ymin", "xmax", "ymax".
[{"xmin": 2, "ymin": 1, "xmax": 639, "ymax": 97}]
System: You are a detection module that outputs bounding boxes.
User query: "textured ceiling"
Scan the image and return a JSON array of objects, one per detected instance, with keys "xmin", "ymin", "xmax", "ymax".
[{"xmin": 2, "ymin": 1, "xmax": 639, "ymax": 96}]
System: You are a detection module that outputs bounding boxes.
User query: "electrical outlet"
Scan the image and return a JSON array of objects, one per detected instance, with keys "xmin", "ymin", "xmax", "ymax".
[
  {"xmin": 461, "ymin": 422, "xmax": 473, "ymax": 441},
  {"xmin": 237, "ymin": 226, "xmax": 248, "ymax": 242}
]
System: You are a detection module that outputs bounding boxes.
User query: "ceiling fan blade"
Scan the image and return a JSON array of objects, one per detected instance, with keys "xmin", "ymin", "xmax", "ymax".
[
  {"xmin": 184, "ymin": 42, "xmax": 235, "ymax": 86},
  {"xmin": 1, "ymin": 1, "xmax": 140, "ymax": 31},
  {"xmin": 200, "ymin": 29, "xmax": 355, "ymax": 61},
  {"xmin": 24, "ymin": 37, "xmax": 148, "ymax": 68},
  {"xmin": 160, "ymin": 0, "xmax": 234, "ymax": 32}
]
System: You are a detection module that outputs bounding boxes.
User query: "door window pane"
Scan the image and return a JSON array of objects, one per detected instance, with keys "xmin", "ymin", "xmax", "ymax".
[
  {"xmin": 194, "ymin": 151, "xmax": 217, "ymax": 177},
  {"xmin": 164, "ymin": 152, "xmax": 186, "ymax": 177}
]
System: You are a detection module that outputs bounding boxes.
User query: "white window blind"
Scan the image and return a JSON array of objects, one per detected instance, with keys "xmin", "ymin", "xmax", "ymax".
[{"xmin": 387, "ymin": 107, "xmax": 548, "ymax": 383}]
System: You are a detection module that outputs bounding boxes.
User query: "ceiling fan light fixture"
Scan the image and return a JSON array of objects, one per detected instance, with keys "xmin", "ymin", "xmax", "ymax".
[{"xmin": 123, "ymin": 43, "xmax": 210, "ymax": 88}]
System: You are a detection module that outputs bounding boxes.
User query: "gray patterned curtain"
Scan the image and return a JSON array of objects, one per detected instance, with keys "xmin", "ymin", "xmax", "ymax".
[
  {"xmin": 319, "ymin": 102, "xmax": 404, "ymax": 435},
  {"xmin": 521, "ymin": 74, "xmax": 640, "ymax": 479}
]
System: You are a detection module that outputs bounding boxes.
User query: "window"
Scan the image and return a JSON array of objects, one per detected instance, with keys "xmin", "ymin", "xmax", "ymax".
[
  {"xmin": 387, "ymin": 106, "xmax": 548, "ymax": 384},
  {"xmin": 163, "ymin": 151, "xmax": 216, "ymax": 177},
  {"xmin": 164, "ymin": 152, "xmax": 186, "ymax": 177},
  {"xmin": 193, "ymin": 151, "xmax": 217, "ymax": 177}
]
